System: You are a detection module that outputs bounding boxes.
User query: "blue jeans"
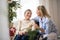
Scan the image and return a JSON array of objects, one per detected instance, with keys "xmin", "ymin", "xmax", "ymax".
[{"xmin": 14, "ymin": 34, "xmax": 29, "ymax": 40}]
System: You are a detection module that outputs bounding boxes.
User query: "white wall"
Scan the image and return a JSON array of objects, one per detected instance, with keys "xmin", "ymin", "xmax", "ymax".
[{"xmin": 0, "ymin": 0, "xmax": 10, "ymax": 40}]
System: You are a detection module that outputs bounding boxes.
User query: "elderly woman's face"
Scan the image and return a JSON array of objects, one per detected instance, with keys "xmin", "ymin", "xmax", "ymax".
[{"xmin": 24, "ymin": 11, "xmax": 32, "ymax": 20}]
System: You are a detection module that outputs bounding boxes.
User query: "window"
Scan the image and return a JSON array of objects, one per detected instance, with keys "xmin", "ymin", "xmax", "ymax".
[{"xmin": 13, "ymin": 0, "xmax": 39, "ymax": 21}]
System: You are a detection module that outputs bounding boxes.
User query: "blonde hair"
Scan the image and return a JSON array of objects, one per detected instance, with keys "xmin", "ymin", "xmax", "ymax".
[{"xmin": 37, "ymin": 5, "xmax": 50, "ymax": 18}]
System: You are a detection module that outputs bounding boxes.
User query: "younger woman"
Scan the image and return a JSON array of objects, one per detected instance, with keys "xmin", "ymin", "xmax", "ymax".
[{"xmin": 33, "ymin": 5, "xmax": 57, "ymax": 40}]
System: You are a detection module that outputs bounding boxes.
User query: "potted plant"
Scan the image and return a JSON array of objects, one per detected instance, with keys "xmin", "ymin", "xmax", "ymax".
[{"xmin": 8, "ymin": 0, "xmax": 21, "ymax": 40}]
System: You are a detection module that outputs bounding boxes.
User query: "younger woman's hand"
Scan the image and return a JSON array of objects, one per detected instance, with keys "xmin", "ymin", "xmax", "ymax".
[
  {"xmin": 39, "ymin": 28, "xmax": 45, "ymax": 33},
  {"xmin": 34, "ymin": 23, "xmax": 39, "ymax": 29}
]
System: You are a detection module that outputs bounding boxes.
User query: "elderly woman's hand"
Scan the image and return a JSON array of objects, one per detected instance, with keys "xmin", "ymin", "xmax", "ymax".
[
  {"xmin": 18, "ymin": 31, "xmax": 23, "ymax": 35},
  {"xmin": 18, "ymin": 31, "xmax": 26, "ymax": 35}
]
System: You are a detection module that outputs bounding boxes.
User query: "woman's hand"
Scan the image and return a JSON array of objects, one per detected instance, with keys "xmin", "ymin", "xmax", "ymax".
[
  {"xmin": 18, "ymin": 31, "xmax": 26, "ymax": 35},
  {"xmin": 18, "ymin": 31, "xmax": 23, "ymax": 35},
  {"xmin": 28, "ymin": 23, "xmax": 33, "ymax": 27},
  {"xmin": 39, "ymin": 28, "xmax": 45, "ymax": 33},
  {"xmin": 34, "ymin": 23, "xmax": 39, "ymax": 29}
]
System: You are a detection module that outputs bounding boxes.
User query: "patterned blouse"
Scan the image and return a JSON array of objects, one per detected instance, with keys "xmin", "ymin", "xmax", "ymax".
[{"xmin": 33, "ymin": 16, "xmax": 57, "ymax": 34}]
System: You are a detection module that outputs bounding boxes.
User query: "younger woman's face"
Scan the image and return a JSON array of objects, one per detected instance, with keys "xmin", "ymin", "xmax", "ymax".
[
  {"xmin": 24, "ymin": 11, "xmax": 32, "ymax": 20},
  {"xmin": 36, "ymin": 9, "xmax": 43, "ymax": 17}
]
